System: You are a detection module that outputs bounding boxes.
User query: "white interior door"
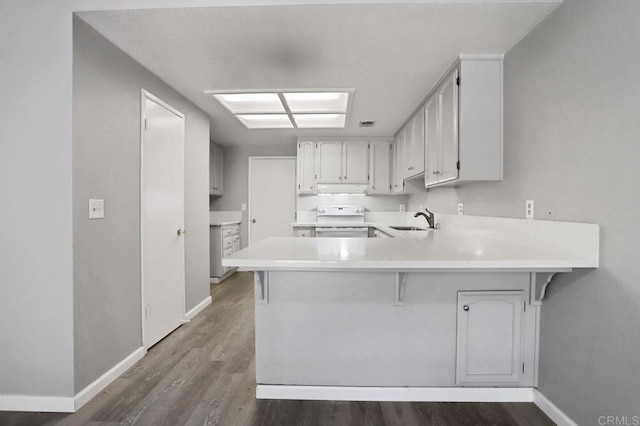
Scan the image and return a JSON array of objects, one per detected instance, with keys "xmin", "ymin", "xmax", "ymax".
[
  {"xmin": 141, "ymin": 90, "xmax": 186, "ymax": 349},
  {"xmin": 249, "ymin": 157, "xmax": 296, "ymax": 245}
]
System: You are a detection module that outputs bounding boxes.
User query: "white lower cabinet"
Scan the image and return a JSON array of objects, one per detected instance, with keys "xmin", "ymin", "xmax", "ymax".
[
  {"xmin": 210, "ymin": 222, "xmax": 241, "ymax": 282},
  {"xmin": 456, "ymin": 291, "xmax": 524, "ymax": 385},
  {"xmin": 294, "ymin": 227, "xmax": 315, "ymax": 237}
]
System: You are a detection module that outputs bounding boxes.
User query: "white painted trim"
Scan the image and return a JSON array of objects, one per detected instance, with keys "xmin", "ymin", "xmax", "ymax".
[
  {"xmin": 74, "ymin": 347, "xmax": 146, "ymax": 411},
  {"xmin": 0, "ymin": 395, "xmax": 75, "ymax": 413},
  {"xmin": 458, "ymin": 54, "xmax": 505, "ymax": 61},
  {"xmin": 256, "ymin": 385, "xmax": 534, "ymax": 402},
  {"xmin": 185, "ymin": 296, "xmax": 212, "ymax": 320},
  {"xmin": 247, "ymin": 156, "xmax": 296, "ymax": 246},
  {"xmin": 534, "ymin": 390, "xmax": 577, "ymax": 426}
]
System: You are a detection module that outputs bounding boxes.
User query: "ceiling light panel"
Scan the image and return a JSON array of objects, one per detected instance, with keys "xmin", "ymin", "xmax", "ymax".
[
  {"xmin": 284, "ymin": 92, "xmax": 349, "ymax": 113},
  {"xmin": 212, "ymin": 93, "xmax": 285, "ymax": 114},
  {"xmin": 293, "ymin": 114, "xmax": 346, "ymax": 128},
  {"xmin": 236, "ymin": 114, "xmax": 293, "ymax": 129}
]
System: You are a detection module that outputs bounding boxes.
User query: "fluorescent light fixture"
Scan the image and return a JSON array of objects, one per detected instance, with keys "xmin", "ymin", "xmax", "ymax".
[
  {"xmin": 205, "ymin": 89, "xmax": 353, "ymax": 129},
  {"xmin": 283, "ymin": 92, "xmax": 349, "ymax": 113},
  {"xmin": 236, "ymin": 114, "xmax": 293, "ymax": 129},
  {"xmin": 293, "ymin": 114, "xmax": 346, "ymax": 128},
  {"xmin": 212, "ymin": 93, "xmax": 285, "ymax": 114}
]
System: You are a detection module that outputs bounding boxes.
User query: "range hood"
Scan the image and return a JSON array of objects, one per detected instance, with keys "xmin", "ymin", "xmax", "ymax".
[{"xmin": 316, "ymin": 183, "xmax": 368, "ymax": 195}]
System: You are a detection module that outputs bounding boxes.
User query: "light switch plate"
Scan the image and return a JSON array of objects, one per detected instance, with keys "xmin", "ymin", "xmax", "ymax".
[
  {"xmin": 241, "ymin": 203, "xmax": 247, "ymax": 211},
  {"xmin": 89, "ymin": 199, "xmax": 104, "ymax": 219}
]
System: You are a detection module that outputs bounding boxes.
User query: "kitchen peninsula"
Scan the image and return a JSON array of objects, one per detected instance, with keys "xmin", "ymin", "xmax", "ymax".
[{"xmin": 223, "ymin": 214, "xmax": 599, "ymax": 402}]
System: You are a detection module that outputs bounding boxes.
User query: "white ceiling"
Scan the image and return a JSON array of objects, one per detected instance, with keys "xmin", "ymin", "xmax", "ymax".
[{"xmin": 79, "ymin": 2, "xmax": 560, "ymax": 146}]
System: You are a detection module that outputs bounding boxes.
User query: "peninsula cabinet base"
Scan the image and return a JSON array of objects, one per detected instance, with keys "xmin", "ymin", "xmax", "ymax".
[
  {"xmin": 254, "ymin": 271, "xmax": 539, "ymax": 391},
  {"xmin": 256, "ymin": 385, "xmax": 536, "ymax": 402}
]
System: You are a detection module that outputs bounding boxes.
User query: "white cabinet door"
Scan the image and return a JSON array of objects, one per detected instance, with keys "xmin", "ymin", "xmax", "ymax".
[
  {"xmin": 411, "ymin": 107, "xmax": 425, "ymax": 177},
  {"xmin": 456, "ymin": 291, "xmax": 524, "ymax": 385},
  {"xmin": 437, "ymin": 69, "xmax": 459, "ymax": 184},
  {"xmin": 315, "ymin": 141, "xmax": 343, "ymax": 183},
  {"xmin": 296, "ymin": 141, "xmax": 316, "ymax": 194},
  {"xmin": 391, "ymin": 136, "xmax": 404, "ymax": 194},
  {"xmin": 368, "ymin": 140, "xmax": 392, "ymax": 194},
  {"xmin": 404, "ymin": 108, "xmax": 425, "ymax": 179},
  {"xmin": 342, "ymin": 141, "xmax": 369, "ymax": 183},
  {"xmin": 210, "ymin": 143, "xmax": 224, "ymax": 195},
  {"xmin": 424, "ymin": 96, "xmax": 439, "ymax": 187}
]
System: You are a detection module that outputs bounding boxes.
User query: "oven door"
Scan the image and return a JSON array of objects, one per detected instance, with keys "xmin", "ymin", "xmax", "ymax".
[{"xmin": 315, "ymin": 227, "xmax": 369, "ymax": 238}]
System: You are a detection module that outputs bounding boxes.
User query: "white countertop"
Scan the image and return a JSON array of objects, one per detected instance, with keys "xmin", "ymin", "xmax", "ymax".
[
  {"xmin": 224, "ymin": 215, "xmax": 599, "ymax": 271},
  {"xmin": 210, "ymin": 220, "xmax": 241, "ymax": 226}
]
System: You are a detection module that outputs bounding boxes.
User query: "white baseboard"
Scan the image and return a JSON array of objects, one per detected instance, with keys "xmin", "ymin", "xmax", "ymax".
[
  {"xmin": 534, "ymin": 390, "xmax": 577, "ymax": 426},
  {"xmin": 256, "ymin": 385, "xmax": 535, "ymax": 402},
  {"xmin": 0, "ymin": 394, "xmax": 75, "ymax": 413},
  {"xmin": 74, "ymin": 346, "xmax": 146, "ymax": 411},
  {"xmin": 185, "ymin": 296, "xmax": 212, "ymax": 320}
]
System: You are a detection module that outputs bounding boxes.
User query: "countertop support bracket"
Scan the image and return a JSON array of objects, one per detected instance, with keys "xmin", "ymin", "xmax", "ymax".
[
  {"xmin": 393, "ymin": 272, "xmax": 407, "ymax": 306},
  {"xmin": 255, "ymin": 271, "xmax": 269, "ymax": 304},
  {"xmin": 530, "ymin": 272, "xmax": 559, "ymax": 305}
]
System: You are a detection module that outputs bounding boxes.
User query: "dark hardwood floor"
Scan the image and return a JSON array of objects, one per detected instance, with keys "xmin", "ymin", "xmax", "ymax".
[{"xmin": 0, "ymin": 272, "xmax": 555, "ymax": 426}]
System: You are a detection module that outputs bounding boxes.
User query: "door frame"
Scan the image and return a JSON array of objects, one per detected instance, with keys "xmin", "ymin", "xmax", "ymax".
[
  {"xmin": 140, "ymin": 89, "xmax": 186, "ymax": 349},
  {"xmin": 247, "ymin": 156, "xmax": 296, "ymax": 246}
]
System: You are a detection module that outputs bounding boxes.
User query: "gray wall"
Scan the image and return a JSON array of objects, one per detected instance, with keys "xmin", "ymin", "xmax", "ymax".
[
  {"xmin": 73, "ymin": 16, "xmax": 210, "ymax": 392},
  {"xmin": 409, "ymin": 1, "xmax": 640, "ymax": 423},
  {"xmin": 0, "ymin": 2, "xmax": 75, "ymax": 397}
]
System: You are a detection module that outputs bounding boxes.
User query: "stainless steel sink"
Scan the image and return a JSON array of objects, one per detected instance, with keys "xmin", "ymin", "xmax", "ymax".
[{"xmin": 389, "ymin": 226, "xmax": 430, "ymax": 231}]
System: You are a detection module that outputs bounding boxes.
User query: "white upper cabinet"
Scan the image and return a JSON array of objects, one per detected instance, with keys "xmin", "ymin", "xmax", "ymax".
[
  {"xmin": 315, "ymin": 141, "xmax": 343, "ymax": 183},
  {"xmin": 425, "ymin": 56, "xmax": 503, "ymax": 188},
  {"xmin": 424, "ymin": 96, "xmax": 439, "ymax": 187},
  {"xmin": 426, "ymin": 69, "xmax": 459, "ymax": 186},
  {"xmin": 296, "ymin": 141, "xmax": 316, "ymax": 194},
  {"xmin": 456, "ymin": 291, "xmax": 524, "ymax": 385},
  {"xmin": 342, "ymin": 141, "xmax": 369, "ymax": 184},
  {"xmin": 368, "ymin": 140, "xmax": 392, "ymax": 194},
  {"xmin": 210, "ymin": 143, "xmax": 223, "ymax": 196},
  {"xmin": 391, "ymin": 135, "xmax": 405, "ymax": 194},
  {"xmin": 403, "ymin": 108, "xmax": 425, "ymax": 179}
]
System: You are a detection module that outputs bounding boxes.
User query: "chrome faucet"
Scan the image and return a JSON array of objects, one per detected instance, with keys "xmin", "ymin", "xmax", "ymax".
[{"xmin": 414, "ymin": 208, "xmax": 435, "ymax": 229}]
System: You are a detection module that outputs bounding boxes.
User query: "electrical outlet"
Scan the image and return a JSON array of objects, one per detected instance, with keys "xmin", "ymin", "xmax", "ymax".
[
  {"xmin": 241, "ymin": 203, "xmax": 247, "ymax": 211},
  {"xmin": 89, "ymin": 199, "xmax": 104, "ymax": 219},
  {"xmin": 525, "ymin": 200, "xmax": 534, "ymax": 219},
  {"xmin": 399, "ymin": 204, "xmax": 406, "ymax": 212},
  {"xmin": 457, "ymin": 203, "xmax": 464, "ymax": 215}
]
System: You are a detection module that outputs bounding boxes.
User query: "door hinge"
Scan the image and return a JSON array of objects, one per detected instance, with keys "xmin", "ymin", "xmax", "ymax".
[
  {"xmin": 144, "ymin": 118, "xmax": 148, "ymax": 131},
  {"xmin": 456, "ymin": 160, "xmax": 460, "ymax": 170},
  {"xmin": 298, "ymin": 143, "xmax": 300, "ymax": 148},
  {"xmin": 298, "ymin": 184, "xmax": 301, "ymax": 189},
  {"xmin": 456, "ymin": 76, "xmax": 460, "ymax": 86},
  {"xmin": 145, "ymin": 304, "xmax": 150, "ymax": 318},
  {"xmin": 524, "ymin": 301, "xmax": 526, "ymax": 312},
  {"xmin": 522, "ymin": 363, "xmax": 525, "ymax": 373}
]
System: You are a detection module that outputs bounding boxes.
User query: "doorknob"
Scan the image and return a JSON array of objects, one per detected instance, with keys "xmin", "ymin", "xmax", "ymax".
[
  {"xmin": 177, "ymin": 228, "xmax": 186, "ymax": 236},
  {"xmin": 252, "ymin": 219, "xmax": 256, "ymax": 224}
]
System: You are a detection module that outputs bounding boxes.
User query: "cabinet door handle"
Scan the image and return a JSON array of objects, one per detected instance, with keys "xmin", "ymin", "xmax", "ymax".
[{"xmin": 463, "ymin": 305, "xmax": 470, "ymax": 312}]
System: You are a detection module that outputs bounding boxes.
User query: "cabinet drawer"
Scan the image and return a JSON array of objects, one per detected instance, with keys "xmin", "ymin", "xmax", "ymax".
[
  {"xmin": 222, "ymin": 227, "xmax": 233, "ymax": 237},
  {"xmin": 223, "ymin": 248, "xmax": 233, "ymax": 258},
  {"xmin": 232, "ymin": 225, "xmax": 240, "ymax": 235},
  {"xmin": 222, "ymin": 236, "xmax": 233, "ymax": 250}
]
